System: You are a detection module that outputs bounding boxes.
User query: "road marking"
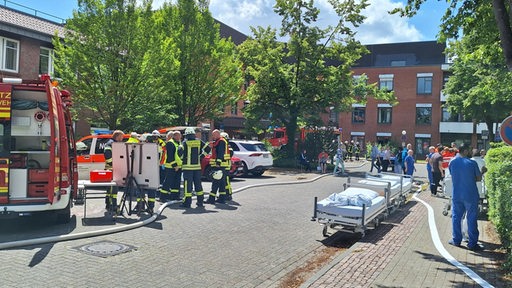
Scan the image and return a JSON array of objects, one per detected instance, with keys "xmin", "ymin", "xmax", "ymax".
[{"xmin": 413, "ymin": 193, "xmax": 494, "ymax": 288}]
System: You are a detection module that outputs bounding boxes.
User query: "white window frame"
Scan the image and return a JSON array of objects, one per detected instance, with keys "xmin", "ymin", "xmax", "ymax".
[
  {"xmin": 379, "ymin": 74, "xmax": 394, "ymax": 91},
  {"xmin": 1, "ymin": 37, "xmax": 20, "ymax": 73},
  {"xmin": 377, "ymin": 105, "xmax": 392, "ymax": 124},
  {"xmin": 416, "ymin": 103, "xmax": 433, "ymax": 125},
  {"xmin": 39, "ymin": 47, "xmax": 54, "ymax": 75},
  {"xmin": 417, "ymin": 73, "xmax": 433, "ymax": 94}
]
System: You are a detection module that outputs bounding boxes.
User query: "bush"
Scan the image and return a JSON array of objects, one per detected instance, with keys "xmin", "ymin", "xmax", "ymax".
[{"xmin": 485, "ymin": 143, "xmax": 512, "ymax": 271}]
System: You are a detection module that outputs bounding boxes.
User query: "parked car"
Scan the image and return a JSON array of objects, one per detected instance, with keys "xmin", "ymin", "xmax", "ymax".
[
  {"xmin": 76, "ymin": 134, "xmax": 243, "ymax": 181},
  {"xmin": 228, "ymin": 139, "xmax": 273, "ymax": 176}
]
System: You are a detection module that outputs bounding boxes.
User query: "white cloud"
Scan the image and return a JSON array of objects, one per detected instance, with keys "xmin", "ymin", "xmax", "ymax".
[
  {"xmin": 152, "ymin": 0, "xmax": 428, "ymax": 44},
  {"xmin": 356, "ymin": 0, "xmax": 423, "ymax": 44}
]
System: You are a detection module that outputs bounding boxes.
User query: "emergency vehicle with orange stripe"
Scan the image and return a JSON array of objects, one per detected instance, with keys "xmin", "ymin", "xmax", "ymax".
[{"xmin": 0, "ymin": 75, "xmax": 78, "ymax": 223}]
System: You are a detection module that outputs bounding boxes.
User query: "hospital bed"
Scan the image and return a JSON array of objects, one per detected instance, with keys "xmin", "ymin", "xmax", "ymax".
[
  {"xmin": 361, "ymin": 172, "xmax": 413, "ymax": 211},
  {"xmin": 312, "ymin": 182, "xmax": 389, "ymax": 237}
]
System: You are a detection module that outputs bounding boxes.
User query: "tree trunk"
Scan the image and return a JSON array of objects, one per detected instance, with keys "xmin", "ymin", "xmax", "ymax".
[{"xmin": 492, "ymin": 0, "xmax": 512, "ymax": 71}]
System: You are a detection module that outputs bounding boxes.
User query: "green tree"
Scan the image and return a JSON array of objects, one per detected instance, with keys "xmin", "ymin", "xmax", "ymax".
[
  {"xmin": 441, "ymin": 3, "xmax": 512, "ymax": 141},
  {"xmin": 393, "ymin": 0, "xmax": 512, "ymax": 71},
  {"xmin": 54, "ymin": 0, "xmax": 242, "ymax": 132},
  {"xmin": 156, "ymin": 0, "xmax": 244, "ymax": 127},
  {"xmin": 238, "ymin": 0, "xmax": 395, "ymax": 157},
  {"xmin": 54, "ymin": 0, "xmax": 159, "ymax": 131},
  {"xmin": 444, "ymin": 40, "xmax": 512, "ymax": 142}
]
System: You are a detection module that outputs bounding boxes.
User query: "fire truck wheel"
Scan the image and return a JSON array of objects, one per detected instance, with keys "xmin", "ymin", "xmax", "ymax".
[{"xmin": 56, "ymin": 199, "xmax": 71, "ymax": 224}]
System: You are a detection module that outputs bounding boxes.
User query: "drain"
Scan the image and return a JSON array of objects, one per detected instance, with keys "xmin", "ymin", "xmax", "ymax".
[{"xmin": 73, "ymin": 240, "xmax": 136, "ymax": 257}]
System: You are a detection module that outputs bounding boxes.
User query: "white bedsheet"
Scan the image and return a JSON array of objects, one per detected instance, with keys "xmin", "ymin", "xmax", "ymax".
[
  {"xmin": 316, "ymin": 187, "xmax": 386, "ymax": 218},
  {"xmin": 366, "ymin": 174, "xmax": 412, "ymax": 194}
]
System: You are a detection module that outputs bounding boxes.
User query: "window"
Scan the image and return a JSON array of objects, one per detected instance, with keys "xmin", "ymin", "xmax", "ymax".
[
  {"xmin": 352, "ymin": 107, "xmax": 365, "ymax": 123},
  {"xmin": 39, "ymin": 47, "xmax": 54, "ymax": 75},
  {"xmin": 416, "ymin": 106, "xmax": 432, "ymax": 125},
  {"xmin": 1, "ymin": 37, "xmax": 19, "ymax": 72},
  {"xmin": 328, "ymin": 109, "xmax": 338, "ymax": 126},
  {"xmin": 379, "ymin": 74, "xmax": 394, "ymax": 91},
  {"xmin": 417, "ymin": 73, "xmax": 433, "ymax": 94},
  {"xmin": 377, "ymin": 106, "xmax": 392, "ymax": 124},
  {"xmin": 391, "ymin": 60, "xmax": 406, "ymax": 66},
  {"xmin": 230, "ymin": 101, "xmax": 238, "ymax": 115}
]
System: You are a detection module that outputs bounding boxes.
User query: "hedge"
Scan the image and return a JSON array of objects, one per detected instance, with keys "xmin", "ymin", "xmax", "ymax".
[{"xmin": 485, "ymin": 143, "xmax": 512, "ymax": 272}]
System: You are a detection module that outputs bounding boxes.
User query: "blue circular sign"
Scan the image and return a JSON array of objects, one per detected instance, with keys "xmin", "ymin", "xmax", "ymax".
[{"xmin": 500, "ymin": 116, "xmax": 512, "ymax": 145}]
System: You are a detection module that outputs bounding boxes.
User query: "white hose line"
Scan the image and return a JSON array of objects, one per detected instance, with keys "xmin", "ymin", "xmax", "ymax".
[
  {"xmin": 0, "ymin": 174, "xmax": 327, "ymax": 250},
  {"xmin": 0, "ymin": 200, "xmax": 179, "ymax": 250},
  {"xmin": 412, "ymin": 193, "xmax": 494, "ymax": 288},
  {"xmin": 232, "ymin": 173, "xmax": 328, "ymax": 193}
]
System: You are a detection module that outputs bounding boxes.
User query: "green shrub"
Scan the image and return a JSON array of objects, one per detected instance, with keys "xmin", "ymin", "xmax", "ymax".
[{"xmin": 485, "ymin": 143, "xmax": 512, "ymax": 271}]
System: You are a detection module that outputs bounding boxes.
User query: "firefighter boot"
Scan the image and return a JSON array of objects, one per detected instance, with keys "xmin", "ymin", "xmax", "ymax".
[
  {"xmin": 196, "ymin": 195, "xmax": 204, "ymax": 208},
  {"xmin": 169, "ymin": 192, "xmax": 181, "ymax": 201},
  {"xmin": 206, "ymin": 195, "xmax": 216, "ymax": 204},
  {"xmin": 179, "ymin": 197, "xmax": 191, "ymax": 208},
  {"xmin": 216, "ymin": 194, "xmax": 226, "ymax": 204}
]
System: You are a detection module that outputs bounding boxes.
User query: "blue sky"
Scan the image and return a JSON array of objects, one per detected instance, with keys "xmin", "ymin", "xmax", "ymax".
[{"xmin": 4, "ymin": 0, "xmax": 448, "ymax": 44}]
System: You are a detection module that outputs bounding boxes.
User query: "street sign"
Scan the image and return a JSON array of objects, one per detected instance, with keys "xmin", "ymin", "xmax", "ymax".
[{"xmin": 499, "ymin": 116, "xmax": 512, "ymax": 145}]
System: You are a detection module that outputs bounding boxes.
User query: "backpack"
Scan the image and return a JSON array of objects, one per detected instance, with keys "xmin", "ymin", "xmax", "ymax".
[{"xmin": 396, "ymin": 149, "xmax": 403, "ymax": 163}]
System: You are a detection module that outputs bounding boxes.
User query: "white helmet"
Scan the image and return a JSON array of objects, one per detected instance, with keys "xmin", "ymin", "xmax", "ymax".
[
  {"xmin": 210, "ymin": 170, "xmax": 223, "ymax": 180},
  {"xmin": 220, "ymin": 132, "xmax": 229, "ymax": 139},
  {"xmin": 184, "ymin": 127, "xmax": 196, "ymax": 135},
  {"xmin": 152, "ymin": 130, "xmax": 160, "ymax": 136}
]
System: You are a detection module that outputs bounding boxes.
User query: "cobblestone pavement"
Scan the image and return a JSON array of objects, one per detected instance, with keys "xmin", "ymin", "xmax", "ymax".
[
  {"xmin": 0, "ymin": 166, "xmax": 349, "ymax": 287},
  {"xmin": 0, "ymin": 161, "xmax": 508, "ymax": 288}
]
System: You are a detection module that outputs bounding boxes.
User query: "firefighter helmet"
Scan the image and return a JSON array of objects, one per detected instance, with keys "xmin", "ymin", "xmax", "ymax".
[
  {"xmin": 220, "ymin": 132, "xmax": 229, "ymax": 139},
  {"xmin": 184, "ymin": 127, "xmax": 196, "ymax": 135},
  {"xmin": 210, "ymin": 170, "xmax": 223, "ymax": 180}
]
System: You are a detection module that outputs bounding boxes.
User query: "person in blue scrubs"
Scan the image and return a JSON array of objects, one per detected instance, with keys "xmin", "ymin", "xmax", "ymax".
[{"xmin": 448, "ymin": 143, "xmax": 484, "ymax": 251}]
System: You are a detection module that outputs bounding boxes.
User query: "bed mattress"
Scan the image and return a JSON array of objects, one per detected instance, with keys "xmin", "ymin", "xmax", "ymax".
[
  {"xmin": 367, "ymin": 174, "xmax": 413, "ymax": 194},
  {"xmin": 316, "ymin": 187, "xmax": 386, "ymax": 218}
]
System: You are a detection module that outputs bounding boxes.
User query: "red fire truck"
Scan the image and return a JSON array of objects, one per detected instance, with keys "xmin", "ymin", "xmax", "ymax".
[{"xmin": 0, "ymin": 75, "xmax": 78, "ymax": 223}]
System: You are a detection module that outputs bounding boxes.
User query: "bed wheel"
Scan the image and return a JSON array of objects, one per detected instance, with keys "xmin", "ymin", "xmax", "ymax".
[
  {"xmin": 442, "ymin": 209, "xmax": 448, "ymax": 216},
  {"xmin": 322, "ymin": 225, "xmax": 328, "ymax": 237},
  {"xmin": 374, "ymin": 217, "xmax": 380, "ymax": 228}
]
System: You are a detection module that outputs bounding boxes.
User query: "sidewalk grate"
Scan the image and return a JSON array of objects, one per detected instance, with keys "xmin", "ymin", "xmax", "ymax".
[{"xmin": 72, "ymin": 240, "xmax": 136, "ymax": 258}]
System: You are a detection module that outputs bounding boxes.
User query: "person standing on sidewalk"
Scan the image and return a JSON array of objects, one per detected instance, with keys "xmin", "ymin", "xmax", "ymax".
[
  {"xmin": 448, "ymin": 143, "xmax": 484, "ymax": 251},
  {"xmin": 369, "ymin": 142, "xmax": 379, "ymax": 173},
  {"xmin": 404, "ymin": 149, "xmax": 416, "ymax": 176},
  {"xmin": 430, "ymin": 144, "xmax": 444, "ymax": 196}
]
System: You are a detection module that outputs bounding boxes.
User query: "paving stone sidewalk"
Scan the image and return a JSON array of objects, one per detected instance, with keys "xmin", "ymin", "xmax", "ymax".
[{"xmin": 302, "ymin": 178, "xmax": 509, "ymax": 288}]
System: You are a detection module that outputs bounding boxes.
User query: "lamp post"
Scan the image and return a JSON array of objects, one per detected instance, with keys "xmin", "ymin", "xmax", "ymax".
[{"xmin": 401, "ymin": 130, "xmax": 407, "ymax": 148}]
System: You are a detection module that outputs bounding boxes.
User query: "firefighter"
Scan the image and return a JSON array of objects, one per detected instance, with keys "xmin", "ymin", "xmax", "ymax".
[
  {"xmin": 127, "ymin": 131, "xmax": 140, "ymax": 143},
  {"xmin": 152, "ymin": 130, "xmax": 167, "ymax": 185},
  {"xmin": 104, "ymin": 130, "xmax": 124, "ymax": 214},
  {"xmin": 347, "ymin": 140, "xmax": 354, "ymax": 161},
  {"xmin": 220, "ymin": 131, "xmax": 233, "ymax": 201},
  {"xmin": 159, "ymin": 131, "xmax": 182, "ymax": 202},
  {"xmin": 181, "ymin": 127, "xmax": 210, "ymax": 208},
  {"xmin": 206, "ymin": 129, "xmax": 230, "ymax": 204}
]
